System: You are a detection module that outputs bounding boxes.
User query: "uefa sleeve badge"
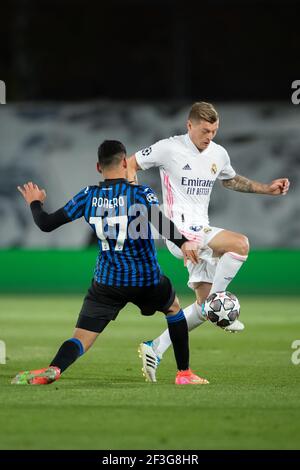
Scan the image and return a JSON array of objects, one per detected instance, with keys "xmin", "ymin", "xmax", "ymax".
[{"xmin": 141, "ymin": 147, "xmax": 152, "ymax": 157}]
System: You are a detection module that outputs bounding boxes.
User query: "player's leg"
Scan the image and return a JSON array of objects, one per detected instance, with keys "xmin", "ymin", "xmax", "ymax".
[
  {"xmin": 204, "ymin": 229, "xmax": 248, "ymax": 332},
  {"xmin": 140, "ymin": 228, "xmax": 248, "ymax": 368},
  {"xmin": 147, "ymin": 242, "xmax": 209, "ymax": 356},
  {"xmin": 138, "ymin": 276, "xmax": 208, "ymax": 384},
  {"xmin": 164, "ymin": 296, "xmax": 209, "ymax": 385},
  {"xmin": 11, "ymin": 322, "xmax": 109, "ymax": 385},
  {"xmin": 47, "ymin": 327, "xmax": 101, "ymax": 375},
  {"xmin": 194, "ymin": 281, "xmax": 212, "ymax": 304},
  {"xmin": 183, "ymin": 228, "xmax": 248, "ymax": 333},
  {"xmin": 11, "ymin": 281, "xmax": 120, "ymax": 385},
  {"xmin": 45, "ymin": 281, "xmax": 127, "ymax": 382},
  {"xmin": 207, "ymin": 230, "xmax": 249, "ymax": 294},
  {"xmin": 139, "ymin": 245, "xmax": 209, "ymax": 368},
  {"xmin": 177, "ymin": 229, "xmax": 249, "ymax": 327},
  {"xmin": 150, "ymin": 281, "xmax": 211, "ymax": 359}
]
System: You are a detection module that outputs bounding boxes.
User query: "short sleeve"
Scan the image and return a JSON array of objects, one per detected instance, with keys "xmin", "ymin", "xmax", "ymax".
[
  {"xmin": 138, "ymin": 186, "xmax": 160, "ymax": 207},
  {"xmin": 135, "ymin": 139, "xmax": 169, "ymax": 170},
  {"xmin": 63, "ymin": 186, "xmax": 90, "ymax": 221},
  {"xmin": 217, "ymin": 150, "xmax": 236, "ymax": 180}
]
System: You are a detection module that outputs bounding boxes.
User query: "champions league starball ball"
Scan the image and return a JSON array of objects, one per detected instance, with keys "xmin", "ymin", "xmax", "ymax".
[{"xmin": 204, "ymin": 291, "xmax": 240, "ymax": 328}]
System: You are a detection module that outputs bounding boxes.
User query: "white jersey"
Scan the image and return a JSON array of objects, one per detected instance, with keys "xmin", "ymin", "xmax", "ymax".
[{"xmin": 135, "ymin": 133, "xmax": 236, "ymax": 240}]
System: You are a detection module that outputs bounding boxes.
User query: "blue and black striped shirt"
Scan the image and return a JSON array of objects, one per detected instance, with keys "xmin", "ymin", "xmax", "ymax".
[{"xmin": 63, "ymin": 179, "xmax": 162, "ymax": 287}]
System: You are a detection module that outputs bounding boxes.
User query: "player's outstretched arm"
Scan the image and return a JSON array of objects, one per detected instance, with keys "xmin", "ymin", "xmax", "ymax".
[
  {"xmin": 17, "ymin": 181, "xmax": 47, "ymax": 204},
  {"xmin": 17, "ymin": 182, "xmax": 71, "ymax": 232},
  {"xmin": 222, "ymin": 174, "xmax": 290, "ymax": 196},
  {"xmin": 148, "ymin": 204, "xmax": 200, "ymax": 264}
]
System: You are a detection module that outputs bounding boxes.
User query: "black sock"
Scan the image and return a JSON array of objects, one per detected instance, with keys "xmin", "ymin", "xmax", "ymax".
[
  {"xmin": 49, "ymin": 338, "xmax": 84, "ymax": 373},
  {"xmin": 166, "ymin": 310, "xmax": 189, "ymax": 371}
]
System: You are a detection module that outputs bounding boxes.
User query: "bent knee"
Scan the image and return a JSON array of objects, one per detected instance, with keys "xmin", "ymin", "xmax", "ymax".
[
  {"xmin": 166, "ymin": 296, "xmax": 181, "ymax": 314},
  {"xmin": 232, "ymin": 235, "xmax": 250, "ymax": 256}
]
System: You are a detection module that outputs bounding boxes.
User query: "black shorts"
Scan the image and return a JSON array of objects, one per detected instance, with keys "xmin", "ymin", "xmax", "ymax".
[{"xmin": 76, "ymin": 275, "xmax": 176, "ymax": 333}]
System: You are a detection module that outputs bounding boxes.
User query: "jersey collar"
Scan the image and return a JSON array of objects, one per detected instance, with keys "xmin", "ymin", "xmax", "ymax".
[
  {"xmin": 100, "ymin": 178, "xmax": 127, "ymax": 185},
  {"xmin": 185, "ymin": 133, "xmax": 211, "ymax": 156}
]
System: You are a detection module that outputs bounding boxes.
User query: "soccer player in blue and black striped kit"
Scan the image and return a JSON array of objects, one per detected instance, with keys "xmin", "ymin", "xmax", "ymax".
[{"xmin": 12, "ymin": 141, "xmax": 209, "ymax": 385}]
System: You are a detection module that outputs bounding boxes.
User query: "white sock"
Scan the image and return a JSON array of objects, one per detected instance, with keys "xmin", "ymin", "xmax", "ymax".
[
  {"xmin": 210, "ymin": 251, "xmax": 248, "ymax": 294},
  {"xmin": 152, "ymin": 302, "xmax": 207, "ymax": 358}
]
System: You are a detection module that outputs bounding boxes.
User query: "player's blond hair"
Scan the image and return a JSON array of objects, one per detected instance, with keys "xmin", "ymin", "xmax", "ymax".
[{"xmin": 188, "ymin": 102, "xmax": 219, "ymax": 123}]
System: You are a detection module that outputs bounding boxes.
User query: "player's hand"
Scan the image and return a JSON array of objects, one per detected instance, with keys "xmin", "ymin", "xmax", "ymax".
[
  {"xmin": 266, "ymin": 178, "xmax": 290, "ymax": 196},
  {"xmin": 17, "ymin": 182, "xmax": 47, "ymax": 205},
  {"xmin": 181, "ymin": 241, "xmax": 200, "ymax": 265}
]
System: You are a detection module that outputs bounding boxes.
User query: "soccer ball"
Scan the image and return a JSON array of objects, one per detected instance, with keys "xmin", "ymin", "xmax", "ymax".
[{"xmin": 204, "ymin": 291, "xmax": 240, "ymax": 328}]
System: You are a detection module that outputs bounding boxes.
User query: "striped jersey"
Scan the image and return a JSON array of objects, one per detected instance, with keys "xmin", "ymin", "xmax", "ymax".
[{"xmin": 63, "ymin": 178, "xmax": 162, "ymax": 287}]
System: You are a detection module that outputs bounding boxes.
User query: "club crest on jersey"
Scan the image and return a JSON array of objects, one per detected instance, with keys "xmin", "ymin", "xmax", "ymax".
[
  {"xmin": 211, "ymin": 163, "xmax": 217, "ymax": 175},
  {"xmin": 204, "ymin": 227, "xmax": 212, "ymax": 233},
  {"xmin": 141, "ymin": 147, "xmax": 152, "ymax": 156},
  {"xmin": 189, "ymin": 225, "xmax": 203, "ymax": 232}
]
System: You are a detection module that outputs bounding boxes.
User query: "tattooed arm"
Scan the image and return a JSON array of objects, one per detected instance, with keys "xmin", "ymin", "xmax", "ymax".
[{"xmin": 222, "ymin": 174, "xmax": 290, "ymax": 196}]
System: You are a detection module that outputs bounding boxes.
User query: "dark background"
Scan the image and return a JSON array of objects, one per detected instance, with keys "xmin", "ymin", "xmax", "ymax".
[{"xmin": 1, "ymin": 0, "xmax": 299, "ymax": 102}]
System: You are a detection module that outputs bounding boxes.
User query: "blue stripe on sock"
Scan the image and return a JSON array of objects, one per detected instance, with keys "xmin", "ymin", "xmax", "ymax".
[
  {"xmin": 166, "ymin": 309, "xmax": 185, "ymax": 324},
  {"xmin": 68, "ymin": 338, "xmax": 84, "ymax": 356}
]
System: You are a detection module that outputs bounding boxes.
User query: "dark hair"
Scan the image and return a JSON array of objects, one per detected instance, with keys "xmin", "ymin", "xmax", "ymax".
[{"xmin": 97, "ymin": 140, "xmax": 127, "ymax": 168}]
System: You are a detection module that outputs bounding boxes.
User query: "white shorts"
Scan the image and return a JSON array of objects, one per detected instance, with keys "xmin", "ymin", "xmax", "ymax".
[{"xmin": 166, "ymin": 226, "xmax": 224, "ymax": 290}]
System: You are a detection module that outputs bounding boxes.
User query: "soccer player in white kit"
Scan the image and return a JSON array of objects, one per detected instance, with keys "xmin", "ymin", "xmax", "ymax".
[{"xmin": 128, "ymin": 102, "xmax": 290, "ymax": 382}]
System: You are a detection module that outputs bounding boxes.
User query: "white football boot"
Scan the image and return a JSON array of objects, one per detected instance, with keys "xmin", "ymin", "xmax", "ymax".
[
  {"xmin": 138, "ymin": 341, "xmax": 161, "ymax": 383},
  {"xmin": 224, "ymin": 319, "xmax": 245, "ymax": 333},
  {"xmin": 201, "ymin": 302, "xmax": 245, "ymax": 333}
]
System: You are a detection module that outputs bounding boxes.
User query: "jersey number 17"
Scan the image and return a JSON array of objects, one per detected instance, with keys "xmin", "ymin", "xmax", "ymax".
[{"xmin": 89, "ymin": 216, "xmax": 128, "ymax": 251}]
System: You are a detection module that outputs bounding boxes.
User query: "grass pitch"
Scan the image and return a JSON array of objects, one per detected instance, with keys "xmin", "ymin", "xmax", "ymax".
[{"xmin": 0, "ymin": 294, "xmax": 300, "ymax": 450}]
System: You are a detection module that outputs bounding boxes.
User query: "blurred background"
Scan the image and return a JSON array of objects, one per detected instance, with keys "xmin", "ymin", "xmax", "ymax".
[
  {"xmin": 0, "ymin": 0, "xmax": 299, "ymax": 294},
  {"xmin": 1, "ymin": 2, "xmax": 300, "ymax": 452}
]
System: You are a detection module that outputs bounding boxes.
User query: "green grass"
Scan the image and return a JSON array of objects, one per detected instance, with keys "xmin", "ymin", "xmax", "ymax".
[{"xmin": 0, "ymin": 295, "xmax": 300, "ymax": 450}]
